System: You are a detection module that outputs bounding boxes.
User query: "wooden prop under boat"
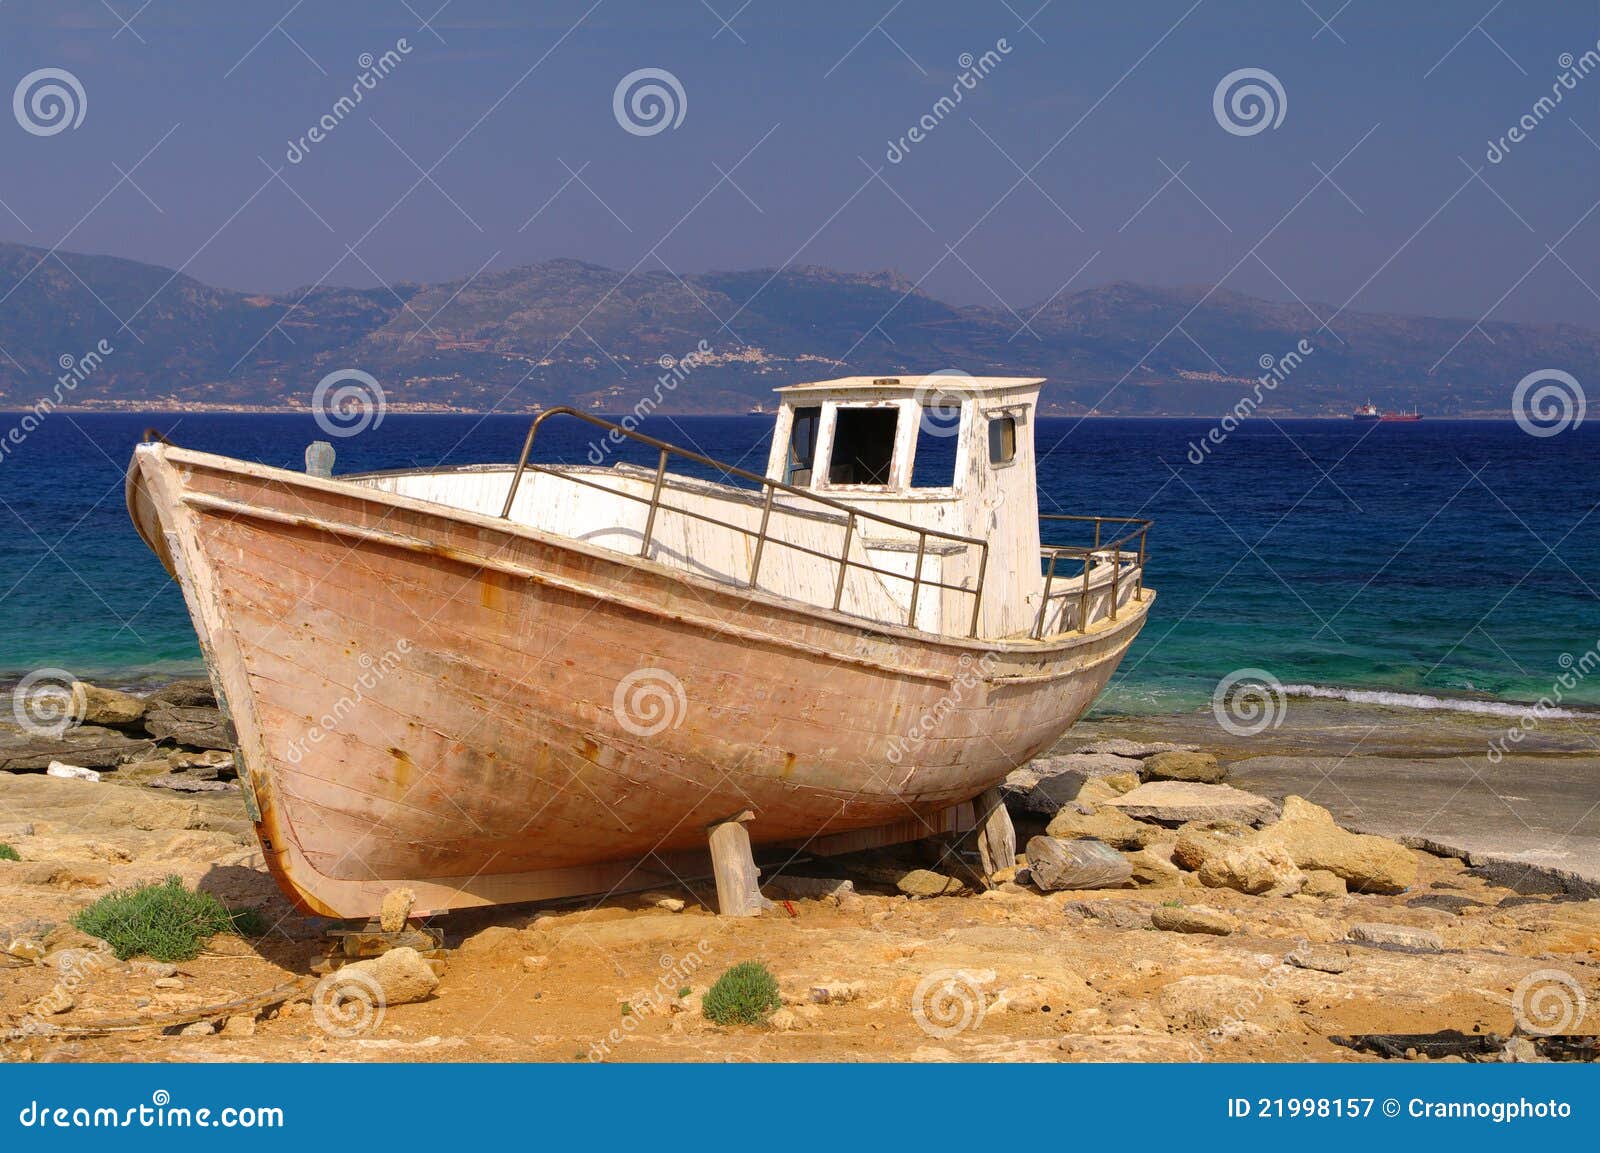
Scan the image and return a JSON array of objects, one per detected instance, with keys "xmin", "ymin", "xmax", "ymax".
[{"xmin": 125, "ymin": 375, "xmax": 1153, "ymax": 919}]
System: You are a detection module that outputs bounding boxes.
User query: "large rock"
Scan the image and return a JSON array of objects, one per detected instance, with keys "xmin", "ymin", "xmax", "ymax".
[
  {"xmin": 1345, "ymin": 922, "xmax": 1444, "ymax": 952},
  {"xmin": 146, "ymin": 679, "xmax": 216, "ymax": 708},
  {"xmin": 1255, "ymin": 796, "xmax": 1418, "ymax": 894},
  {"xmin": 1059, "ymin": 899, "xmax": 1155, "ymax": 930},
  {"xmin": 1074, "ymin": 739, "xmax": 1194, "ymax": 759},
  {"xmin": 1172, "ymin": 820, "xmax": 1254, "ymax": 871},
  {"xmin": 338, "ymin": 946, "xmax": 439, "ymax": 1005},
  {"xmin": 1104, "ymin": 781, "xmax": 1277, "ymax": 827},
  {"xmin": 1140, "ymin": 750, "xmax": 1225, "ymax": 784},
  {"xmin": 1045, "ymin": 802, "xmax": 1155, "ymax": 850},
  {"xmin": 0, "ymin": 725, "xmax": 156, "ymax": 771},
  {"xmin": 1151, "ymin": 904, "xmax": 1238, "ymax": 935},
  {"xmin": 71, "ymin": 683, "xmax": 147, "ymax": 728},
  {"xmin": 1026, "ymin": 836, "xmax": 1132, "ymax": 891},
  {"xmin": 1197, "ymin": 841, "xmax": 1306, "ymax": 896},
  {"xmin": 1126, "ymin": 844, "xmax": 1184, "ymax": 886},
  {"xmin": 1002, "ymin": 753, "xmax": 1143, "ymax": 815},
  {"xmin": 143, "ymin": 705, "xmax": 233, "ymax": 751}
]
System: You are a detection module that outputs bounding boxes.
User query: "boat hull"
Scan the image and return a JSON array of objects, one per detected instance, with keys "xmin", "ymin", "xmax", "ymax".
[{"xmin": 127, "ymin": 445, "xmax": 1151, "ymax": 918}]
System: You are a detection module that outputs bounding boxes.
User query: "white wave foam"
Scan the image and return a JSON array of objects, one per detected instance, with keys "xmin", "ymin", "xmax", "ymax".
[{"xmin": 1279, "ymin": 684, "xmax": 1585, "ymax": 720}]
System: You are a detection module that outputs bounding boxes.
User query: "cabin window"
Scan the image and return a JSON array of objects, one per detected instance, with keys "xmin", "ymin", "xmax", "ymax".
[
  {"xmin": 786, "ymin": 406, "xmax": 821, "ymax": 485},
  {"xmin": 911, "ymin": 405, "xmax": 959, "ymax": 488},
  {"xmin": 828, "ymin": 406, "xmax": 898, "ymax": 486},
  {"xmin": 988, "ymin": 415, "xmax": 1017, "ymax": 465}
]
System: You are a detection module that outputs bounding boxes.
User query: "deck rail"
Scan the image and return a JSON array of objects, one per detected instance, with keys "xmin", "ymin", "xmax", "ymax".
[
  {"xmin": 1032, "ymin": 514, "xmax": 1152, "ymax": 639},
  {"xmin": 499, "ymin": 407, "xmax": 992, "ymax": 637}
]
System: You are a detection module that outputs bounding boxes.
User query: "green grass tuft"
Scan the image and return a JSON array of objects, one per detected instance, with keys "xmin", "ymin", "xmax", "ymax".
[
  {"xmin": 0, "ymin": 843, "xmax": 19, "ymax": 862},
  {"xmin": 702, "ymin": 961, "xmax": 781, "ymax": 1026},
  {"xmin": 71, "ymin": 876, "xmax": 258, "ymax": 961}
]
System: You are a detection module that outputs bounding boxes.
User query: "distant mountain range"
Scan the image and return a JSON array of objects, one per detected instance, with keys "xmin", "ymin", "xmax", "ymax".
[{"xmin": 1, "ymin": 240, "xmax": 1593, "ymax": 416}]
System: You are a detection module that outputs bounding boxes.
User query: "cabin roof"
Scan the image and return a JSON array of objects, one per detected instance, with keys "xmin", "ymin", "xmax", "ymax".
[{"xmin": 774, "ymin": 374, "xmax": 1045, "ymax": 396}]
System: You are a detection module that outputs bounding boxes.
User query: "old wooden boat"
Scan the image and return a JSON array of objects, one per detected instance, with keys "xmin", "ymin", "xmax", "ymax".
[{"xmin": 126, "ymin": 375, "xmax": 1153, "ymax": 919}]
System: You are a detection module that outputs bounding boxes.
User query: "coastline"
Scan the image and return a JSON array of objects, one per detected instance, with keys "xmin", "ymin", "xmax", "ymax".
[{"xmin": 2, "ymin": 406, "xmax": 1525, "ymax": 419}]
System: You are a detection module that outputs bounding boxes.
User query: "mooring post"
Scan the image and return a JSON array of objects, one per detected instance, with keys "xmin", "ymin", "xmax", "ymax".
[
  {"xmin": 972, "ymin": 787, "xmax": 1016, "ymax": 879},
  {"xmin": 706, "ymin": 809, "xmax": 771, "ymax": 917}
]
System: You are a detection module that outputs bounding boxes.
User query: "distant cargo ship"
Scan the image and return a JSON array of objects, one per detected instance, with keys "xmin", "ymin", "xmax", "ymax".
[{"xmin": 1351, "ymin": 402, "xmax": 1422, "ymax": 422}]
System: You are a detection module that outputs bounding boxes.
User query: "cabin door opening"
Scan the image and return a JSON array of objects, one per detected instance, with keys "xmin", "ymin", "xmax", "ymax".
[{"xmin": 828, "ymin": 407, "xmax": 898, "ymax": 485}]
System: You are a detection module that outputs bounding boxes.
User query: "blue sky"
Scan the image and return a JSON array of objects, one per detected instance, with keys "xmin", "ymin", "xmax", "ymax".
[{"xmin": 3, "ymin": 0, "xmax": 1598, "ymax": 327}]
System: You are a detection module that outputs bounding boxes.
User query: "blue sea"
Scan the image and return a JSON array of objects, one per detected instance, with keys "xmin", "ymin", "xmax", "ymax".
[{"xmin": 2, "ymin": 412, "xmax": 1597, "ymax": 716}]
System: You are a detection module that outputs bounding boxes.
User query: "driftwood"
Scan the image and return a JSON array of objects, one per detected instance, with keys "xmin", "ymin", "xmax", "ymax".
[
  {"xmin": 9, "ymin": 976, "xmax": 314, "ymax": 1038},
  {"xmin": 1026, "ymin": 836, "xmax": 1132, "ymax": 891},
  {"xmin": 708, "ymin": 811, "xmax": 769, "ymax": 917}
]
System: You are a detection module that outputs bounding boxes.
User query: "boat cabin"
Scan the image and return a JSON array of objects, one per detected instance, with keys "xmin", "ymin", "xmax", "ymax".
[{"xmin": 350, "ymin": 374, "xmax": 1147, "ymax": 643}]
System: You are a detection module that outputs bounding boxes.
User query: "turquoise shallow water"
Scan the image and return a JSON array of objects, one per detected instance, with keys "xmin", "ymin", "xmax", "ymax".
[{"xmin": 1, "ymin": 413, "xmax": 1597, "ymax": 715}]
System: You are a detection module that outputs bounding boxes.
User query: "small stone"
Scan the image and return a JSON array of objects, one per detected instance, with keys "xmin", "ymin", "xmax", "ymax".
[
  {"xmin": 896, "ymin": 869, "xmax": 966, "ymax": 897},
  {"xmin": 221, "ymin": 1014, "xmax": 256, "ymax": 1038},
  {"xmin": 5, "ymin": 937, "xmax": 47, "ymax": 963},
  {"xmin": 179, "ymin": 1021, "xmax": 215, "ymax": 1037},
  {"xmin": 1286, "ymin": 944, "xmax": 1351, "ymax": 973},
  {"xmin": 30, "ymin": 986, "xmax": 76, "ymax": 1015},
  {"xmin": 654, "ymin": 897, "xmax": 686, "ymax": 912},
  {"xmin": 46, "ymin": 761, "xmax": 101, "ymax": 782},
  {"xmin": 1105, "ymin": 781, "xmax": 1277, "ymax": 827},
  {"xmin": 378, "ymin": 887, "xmax": 416, "ymax": 933},
  {"xmin": 70, "ymin": 682, "xmax": 148, "ymax": 727},
  {"xmin": 1059, "ymin": 899, "xmax": 1155, "ymax": 930},
  {"xmin": 1346, "ymin": 922, "xmax": 1445, "ymax": 952},
  {"xmin": 1140, "ymin": 750, "xmax": 1226, "ymax": 784},
  {"xmin": 521, "ymin": 955, "xmax": 549, "ymax": 972},
  {"xmin": 807, "ymin": 981, "xmax": 863, "ymax": 1004},
  {"xmin": 1172, "ymin": 820, "xmax": 1254, "ymax": 871},
  {"xmin": 768, "ymin": 1007, "xmax": 802, "ymax": 1031},
  {"xmin": 1126, "ymin": 844, "xmax": 1184, "ymax": 886},
  {"xmin": 154, "ymin": 977, "xmax": 184, "ymax": 989},
  {"xmin": 1151, "ymin": 904, "xmax": 1238, "ymax": 936}
]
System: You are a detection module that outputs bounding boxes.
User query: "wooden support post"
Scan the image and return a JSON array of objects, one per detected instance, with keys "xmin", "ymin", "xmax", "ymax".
[
  {"xmin": 707, "ymin": 810, "xmax": 770, "ymax": 917},
  {"xmin": 972, "ymin": 787, "xmax": 1016, "ymax": 879}
]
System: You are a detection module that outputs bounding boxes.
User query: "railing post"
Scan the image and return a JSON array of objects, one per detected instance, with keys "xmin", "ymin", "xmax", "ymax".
[
  {"xmin": 1093, "ymin": 518, "xmax": 1101, "ymax": 549},
  {"xmin": 1110, "ymin": 549, "xmax": 1120, "ymax": 621},
  {"xmin": 1033, "ymin": 551, "xmax": 1058, "ymax": 640},
  {"xmin": 639, "ymin": 447, "xmax": 669, "ymax": 558},
  {"xmin": 499, "ymin": 423, "xmax": 541, "ymax": 518},
  {"xmin": 832, "ymin": 512, "xmax": 856, "ymax": 612},
  {"xmin": 968, "ymin": 543, "xmax": 989, "ymax": 638},
  {"xmin": 1136, "ymin": 530, "xmax": 1146, "ymax": 601},
  {"xmin": 907, "ymin": 531, "xmax": 927, "ymax": 629},
  {"xmin": 749, "ymin": 484, "xmax": 776, "ymax": 588},
  {"xmin": 1078, "ymin": 553, "xmax": 1091, "ymax": 633}
]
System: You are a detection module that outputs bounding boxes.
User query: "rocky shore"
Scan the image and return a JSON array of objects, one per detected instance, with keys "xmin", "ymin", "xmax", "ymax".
[{"xmin": 1, "ymin": 680, "xmax": 1596, "ymax": 1063}]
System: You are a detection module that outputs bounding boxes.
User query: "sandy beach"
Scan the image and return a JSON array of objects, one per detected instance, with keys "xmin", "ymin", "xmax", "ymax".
[{"xmin": 3, "ymin": 689, "xmax": 1596, "ymax": 1064}]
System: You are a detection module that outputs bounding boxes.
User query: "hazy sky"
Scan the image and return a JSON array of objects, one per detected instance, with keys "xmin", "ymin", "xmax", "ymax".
[{"xmin": 4, "ymin": 0, "xmax": 1599, "ymax": 327}]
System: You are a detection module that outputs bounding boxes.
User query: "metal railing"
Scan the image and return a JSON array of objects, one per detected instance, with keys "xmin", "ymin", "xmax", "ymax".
[
  {"xmin": 1031, "ymin": 514, "xmax": 1152, "ymax": 639},
  {"xmin": 499, "ymin": 408, "xmax": 991, "ymax": 637}
]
